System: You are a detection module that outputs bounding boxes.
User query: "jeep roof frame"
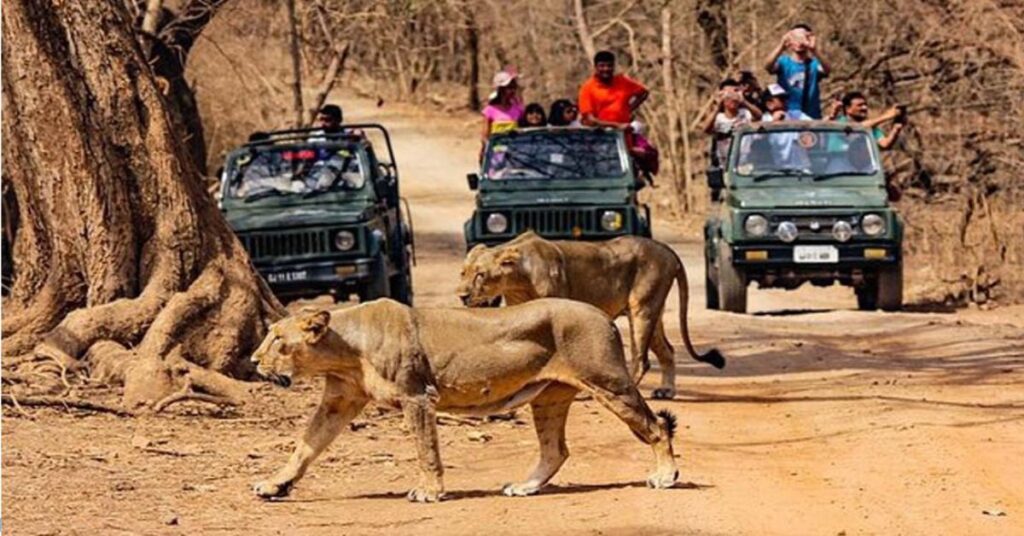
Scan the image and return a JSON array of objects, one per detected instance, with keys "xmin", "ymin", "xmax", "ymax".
[{"xmin": 242, "ymin": 123, "xmax": 399, "ymax": 181}]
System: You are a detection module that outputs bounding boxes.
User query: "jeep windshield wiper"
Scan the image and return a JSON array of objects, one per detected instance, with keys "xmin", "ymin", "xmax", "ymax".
[
  {"xmin": 751, "ymin": 168, "xmax": 812, "ymax": 182},
  {"xmin": 244, "ymin": 188, "xmax": 290, "ymax": 203},
  {"xmin": 812, "ymin": 170, "xmax": 876, "ymax": 181}
]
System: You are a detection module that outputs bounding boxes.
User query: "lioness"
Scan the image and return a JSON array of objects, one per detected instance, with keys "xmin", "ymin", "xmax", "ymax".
[
  {"xmin": 251, "ymin": 298, "xmax": 679, "ymax": 502},
  {"xmin": 456, "ymin": 232, "xmax": 724, "ymax": 399}
]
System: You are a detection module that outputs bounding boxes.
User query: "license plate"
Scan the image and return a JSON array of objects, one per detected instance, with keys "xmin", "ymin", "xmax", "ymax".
[
  {"xmin": 266, "ymin": 270, "xmax": 308, "ymax": 283},
  {"xmin": 793, "ymin": 245, "xmax": 839, "ymax": 263}
]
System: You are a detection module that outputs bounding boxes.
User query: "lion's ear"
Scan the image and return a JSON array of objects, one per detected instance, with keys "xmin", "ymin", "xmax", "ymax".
[
  {"xmin": 299, "ymin": 310, "xmax": 332, "ymax": 344},
  {"xmin": 498, "ymin": 247, "xmax": 521, "ymax": 266}
]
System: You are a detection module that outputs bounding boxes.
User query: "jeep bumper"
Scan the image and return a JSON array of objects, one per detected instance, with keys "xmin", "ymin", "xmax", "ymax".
[
  {"xmin": 256, "ymin": 258, "xmax": 377, "ymax": 298},
  {"xmin": 731, "ymin": 242, "xmax": 900, "ymax": 267}
]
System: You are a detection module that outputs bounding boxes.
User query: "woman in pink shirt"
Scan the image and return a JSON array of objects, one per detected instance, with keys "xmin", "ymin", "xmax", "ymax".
[{"xmin": 481, "ymin": 69, "xmax": 524, "ymax": 139}]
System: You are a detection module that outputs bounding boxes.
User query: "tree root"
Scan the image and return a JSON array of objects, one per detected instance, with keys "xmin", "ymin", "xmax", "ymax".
[
  {"xmin": 1, "ymin": 393, "xmax": 134, "ymax": 417},
  {"xmin": 151, "ymin": 378, "xmax": 240, "ymax": 413}
]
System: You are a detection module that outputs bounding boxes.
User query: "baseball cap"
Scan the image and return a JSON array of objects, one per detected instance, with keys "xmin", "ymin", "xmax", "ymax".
[
  {"xmin": 492, "ymin": 70, "xmax": 518, "ymax": 88},
  {"xmin": 767, "ymin": 83, "xmax": 787, "ymax": 97}
]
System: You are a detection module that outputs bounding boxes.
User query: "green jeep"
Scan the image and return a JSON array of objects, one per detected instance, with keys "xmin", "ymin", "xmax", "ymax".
[
  {"xmin": 704, "ymin": 122, "xmax": 903, "ymax": 313},
  {"xmin": 464, "ymin": 127, "xmax": 651, "ymax": 249},
  {"xmin": 219, "ymin": 125, "xmax": 414, "ymax": 304}
]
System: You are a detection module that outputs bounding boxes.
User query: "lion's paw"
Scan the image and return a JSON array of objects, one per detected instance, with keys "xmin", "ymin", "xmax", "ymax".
[
  {"xmin": 646, "ymin": 469, "xmax": 679, "ymax": 490},
  {"xmin": 502, "ymin": 482, "xmax": 542, "ymax": 497},
  {"xmin": 406, "ymin": 487, "xmax": 445, "ymax": 503},
  {"xmin": 651, "ymin": 387, "xmax": 676, "ymax": 400},
  {"xmin": 253, "ymin": 480, "xmax": 293, "ymax": 499}
]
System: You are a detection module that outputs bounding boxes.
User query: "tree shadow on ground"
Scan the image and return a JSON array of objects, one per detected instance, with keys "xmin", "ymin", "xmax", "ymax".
[{"xmin": 676, "ymin": 319, "xmax": 1024, "ymax": 387}]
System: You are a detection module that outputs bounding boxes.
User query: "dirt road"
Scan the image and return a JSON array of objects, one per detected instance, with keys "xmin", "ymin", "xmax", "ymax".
[{"xmin": 3, "ymin": 97, "xmax": 1023, "ymax": 536}]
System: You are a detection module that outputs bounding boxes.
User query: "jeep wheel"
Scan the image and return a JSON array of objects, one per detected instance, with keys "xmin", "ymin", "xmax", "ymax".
[
  {"xmin": 390, "ymin": 270, "xmax": 413, "ymax": 306},
  {"xmin": 705, "ymin": 254, "xmax": 720, "ymax": 310},
  {"xmin": 855, "ymin": 284, "xmax": 878, "ymax": 311},
  {"xmin": 716, "ymin": 240, "xmax": 747, "ymax": 313},
  {"xmin": 358, "ymin": 261, "xmax": 391, "ymax": 303},
  {"xmin": 876, "ymin": 260, "xmax": 903, "ymax": 311}
]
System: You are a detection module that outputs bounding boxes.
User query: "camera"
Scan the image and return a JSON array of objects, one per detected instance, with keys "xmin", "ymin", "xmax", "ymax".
[{"xmin": 894, "ymin": 104, "xmax": 908, "ymax": 125}]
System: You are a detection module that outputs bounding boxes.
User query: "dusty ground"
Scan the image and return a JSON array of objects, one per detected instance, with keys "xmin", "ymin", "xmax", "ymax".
[{"xmin": 3, "ymin": 97, "xmax": 1023, "ymax": 536}]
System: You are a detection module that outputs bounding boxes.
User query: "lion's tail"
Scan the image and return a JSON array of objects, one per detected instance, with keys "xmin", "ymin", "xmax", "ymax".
[
  {"xmin": 674, "ymin": 255, "xmax": 726, "ymax": 369},
  {"xmin": 656, "ymin": 409, "xmax": 678, "ymax": 440}
]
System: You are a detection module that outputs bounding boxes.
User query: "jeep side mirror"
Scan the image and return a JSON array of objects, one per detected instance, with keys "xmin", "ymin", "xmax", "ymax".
[
  {"xmin": 466, "ymin": 173, "xmax": 479, "ymax": 191},
  {"xmin": 706, "ymin": 167, "xmax": 724, "ymax": 202}
]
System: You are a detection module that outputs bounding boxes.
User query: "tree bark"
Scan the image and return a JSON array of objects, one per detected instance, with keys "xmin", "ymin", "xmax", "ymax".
[
  {"xmin": 286, "ymin": 0, "xmax": 305, "ymax": 127},
  {"xmin": 466, "ymin": 10, "xmax": 481, "ymax": 111},
  {"xmin": 1, "ymin": 0, "xmax": 284, "ymax": 410},
  {"xmin": 572, "ymin": 0, "xmax": 597, "ymax": 62}
]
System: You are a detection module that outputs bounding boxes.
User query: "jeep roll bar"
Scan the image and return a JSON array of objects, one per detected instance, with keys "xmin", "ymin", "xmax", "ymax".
[{"xmin": 242, "ymin": 123, "xmax": 399, "ymax": 181}]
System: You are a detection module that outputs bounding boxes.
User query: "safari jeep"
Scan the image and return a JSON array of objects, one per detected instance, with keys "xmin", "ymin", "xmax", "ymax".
[
  {"xmin": 219, "ymin": 125, "xmax": 414, "ymax": 304},
  {"xmin": 464, "ymin": 127, "xmax": 651, "ymax": 249},
  {"xmin": 704, "ymin": 121, "xmax": 903, "ymax": 313}
]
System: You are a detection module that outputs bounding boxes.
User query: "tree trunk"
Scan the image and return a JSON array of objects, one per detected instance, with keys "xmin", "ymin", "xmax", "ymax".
[
  {"xmin": 1, "ymin": 0, "xmax": 284, "ymax": 410},
  {"xmin": 466, "ymin": 10, "xmax": 481, "ymax": 111},
  {"xmin": 286, "ymin": 0, "xmax": 305, "ymax": 127},
  {"xmin": 572, "ymin": 0, "xmax": 597, "ymax": 62},
  {"xmin": 696, "ymin": 0, "xmax": 729, "ymax": 72}
]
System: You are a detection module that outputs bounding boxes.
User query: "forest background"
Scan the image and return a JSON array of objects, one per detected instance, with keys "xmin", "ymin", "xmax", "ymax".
[{"xmin": 184, "ymin": 0, "xmax": 1023, "ymax": 308}]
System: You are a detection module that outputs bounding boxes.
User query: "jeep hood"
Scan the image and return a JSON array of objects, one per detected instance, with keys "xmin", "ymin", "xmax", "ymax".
[
  {"xmin": 731, "ymin": 187, "xmax": 887, "ymax": 209},
  {"xmin": 225, "ymin": 206, "xmax": 368, "ymax": 232},
  {"xmin": 479, "ymin": 187, "xmax": 633, "ymax": 208}
]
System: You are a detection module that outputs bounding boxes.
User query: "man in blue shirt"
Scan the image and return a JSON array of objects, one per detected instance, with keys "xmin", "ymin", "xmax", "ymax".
[{"xmin": 764, "ymin": 24, "xmax": 832, "ymax": 119}]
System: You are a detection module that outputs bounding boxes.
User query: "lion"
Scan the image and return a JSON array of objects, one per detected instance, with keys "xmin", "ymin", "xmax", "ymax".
[
  {"xmin": 456, "ymin": 232, "xmax": 724, "ymax": 400},
  {"xmin": 250, "ymin": 298, "xmax": 680, "ymax": 502}
]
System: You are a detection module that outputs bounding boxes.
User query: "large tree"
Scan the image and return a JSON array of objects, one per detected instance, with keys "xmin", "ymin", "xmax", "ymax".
[{"xmin": 2, "ymin": 0, "xmax": 283, "ymax": 410}]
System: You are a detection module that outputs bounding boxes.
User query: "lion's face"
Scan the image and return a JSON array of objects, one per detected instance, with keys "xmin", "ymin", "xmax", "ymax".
[
  {"xmin": 251, "ymin": 311, "xmax": 332, "ymax": 387},
  {"xmin": 456, "ymin": 245, "xmax": 522, "ymax": 307}
]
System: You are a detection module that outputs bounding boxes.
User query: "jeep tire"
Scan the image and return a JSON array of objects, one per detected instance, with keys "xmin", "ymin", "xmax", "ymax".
[
  {"xmin": 390, "ymin": 269, "xmax": 413, "ymax": 306},
  {"xmin": 876, "ymin": 260, "xmax": 903, "ymax": 311},
  {"xmin": 856, "ymin": 260, "xmax": 902, "ymax": 311},
  {"xmin": 705, "ymin": 253, "xmax": 720, "ymax": 310},
  {"xmin": 358, "ymin": 258, "xmax": 391, "ymax": 303},
  {"xmin": 716, "ymin": 240, "xmax": 747, "ymax": 313}
]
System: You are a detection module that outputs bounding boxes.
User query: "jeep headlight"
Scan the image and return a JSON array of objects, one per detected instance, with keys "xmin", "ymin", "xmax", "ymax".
[
  {"xmin": 334, "ymin": 230, "xmax": 356, "ymax": 251},
  {"xmin": 600, "ymin": 210, "xmax": 624, "ymax": 231},
  {"xmin": 486, "ymin": 213, "xmax": 509, "ymax": 234},
  {"xmin": 861, "ymin": 213, "xmax": 885, "ymax": 236},
  {"xmin": 776, "ymin": 221, "xmax": 798, "ymax": 243},
  {"xmin": 832, "ymin": 220, "xmax": 853, "ymax": 242},
  {"xmin": 744, "ymin": 214, "xmax": 768, "ymax": 237}
]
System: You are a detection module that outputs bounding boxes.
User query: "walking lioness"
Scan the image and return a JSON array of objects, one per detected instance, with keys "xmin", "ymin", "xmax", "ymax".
[
  {"xmin": 456, "ymin": 232, "xmax": 724, "ymax": 399},
  {"xmin": 251, "ymin": 298, "xmax": 679, "ymax": 502}
]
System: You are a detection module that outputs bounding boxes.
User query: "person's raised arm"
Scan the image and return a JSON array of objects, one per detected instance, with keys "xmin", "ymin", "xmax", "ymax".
[
  {"xmin": 877, "ymin": 123, "xmax": 904, "ymax": 150},
  {"xmin": 861, "ymin": 106, "xmax": 900, "ymax": 129},
  {"xmin": 808, "ymin": 33, "xmax": 831, "ymax": 76},
  {"xmin": 765, "ymin": 33, "xmax": 789, "ymax": 74},
  {"xmin": 741, "ymin": 97, "xmax": 763, "ymax": 120}
]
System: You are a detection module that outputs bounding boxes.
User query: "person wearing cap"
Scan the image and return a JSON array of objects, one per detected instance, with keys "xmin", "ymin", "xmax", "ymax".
[
  {"xmin": 761, "ymin": 84, "xmax": 812, "ymax": 122},
  {"xmin": 577, "ymin": 51, "xmax": 649, "ymax": 128},
  {"xmin": 481, "ymin": 69, "xmax": 524, "ymax": 140}
]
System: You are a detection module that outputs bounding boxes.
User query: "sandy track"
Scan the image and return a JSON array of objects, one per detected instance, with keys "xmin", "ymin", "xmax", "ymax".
[{"xmin": 3, "ymin": 97, "xmax": 1022, "ymax": 536}]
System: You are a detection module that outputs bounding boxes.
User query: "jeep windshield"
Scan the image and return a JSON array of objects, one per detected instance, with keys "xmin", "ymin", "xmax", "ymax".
[
  {"xmin": 225, "ymin": 144, "xmax": 367, "ymax": 202},
  {"xmin": 483, "ymin": 130, "xmax": 626, "ymax": 181},
  {"xmin": 732, "ymin": 129, "xmax": 880, "ymax": 180}
]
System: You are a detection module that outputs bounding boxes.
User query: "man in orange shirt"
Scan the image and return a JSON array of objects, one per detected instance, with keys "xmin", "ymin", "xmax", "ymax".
[{"xmin": 578, "ymin": 50, "xmax": 649, "ymax": 128}]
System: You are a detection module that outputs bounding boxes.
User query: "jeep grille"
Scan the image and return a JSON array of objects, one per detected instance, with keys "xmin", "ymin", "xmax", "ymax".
[
  {"xmin": 239, "ymin": 229, "xmax": 332, "ymax": 260},
  {"xmin": 512, "ymin": 208, "xmax": 596, "ymax": 234},
  {"xmin": 768, "ymin": 214, "xmax": 860, "ymax": 239}
]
